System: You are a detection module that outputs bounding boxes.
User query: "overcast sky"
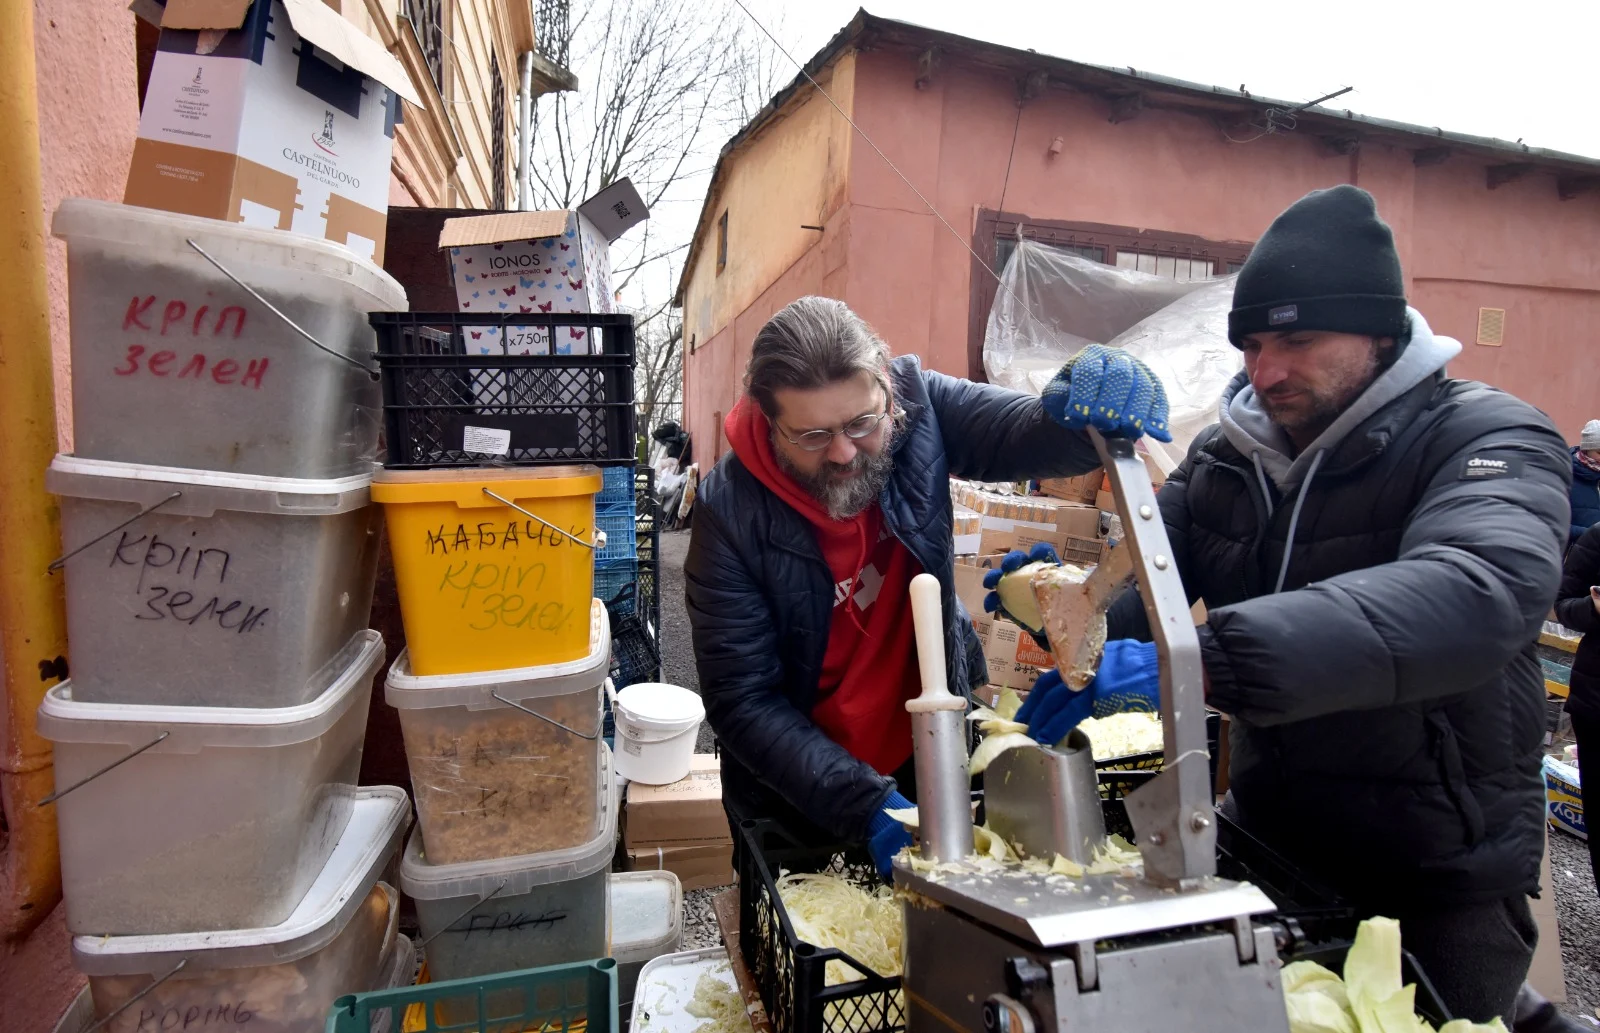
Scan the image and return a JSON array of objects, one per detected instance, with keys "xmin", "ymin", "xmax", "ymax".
[{"xmin": 625, "ymin": 0, "xmax": 1598, "ymax": 315}]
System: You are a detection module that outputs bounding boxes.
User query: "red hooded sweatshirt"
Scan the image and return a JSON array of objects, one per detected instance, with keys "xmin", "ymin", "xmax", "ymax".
[{"xmin": 724, "ymin": 400, "xmax": 923, "ymax": 775}]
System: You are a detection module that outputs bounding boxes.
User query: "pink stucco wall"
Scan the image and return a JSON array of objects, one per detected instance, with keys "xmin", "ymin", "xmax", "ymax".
[{"xmin": 685, "ymin": 43, "xmax": 1600, "ymax": 451}]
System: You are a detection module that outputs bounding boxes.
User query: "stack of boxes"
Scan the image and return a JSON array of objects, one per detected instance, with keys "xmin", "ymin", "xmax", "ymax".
[{"xmin": 623, "ymin": 755, "xmax": 736, "ymax": 889}]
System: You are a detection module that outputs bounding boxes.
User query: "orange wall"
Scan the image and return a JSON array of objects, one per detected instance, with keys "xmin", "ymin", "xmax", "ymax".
[{"xmin": 683, "ymin": 43, "xmax": 1600, "ymax": 449}]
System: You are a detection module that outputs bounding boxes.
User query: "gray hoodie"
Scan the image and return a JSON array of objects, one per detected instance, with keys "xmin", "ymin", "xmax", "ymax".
[{"xmin": 1216, "ymin": 308, "xmax": 1463, "ymax": 591}]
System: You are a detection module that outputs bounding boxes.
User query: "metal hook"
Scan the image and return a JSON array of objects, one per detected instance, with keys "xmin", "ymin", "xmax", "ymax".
[
  {"xmin": 48, "ymin": 492, "xmax": 183, "ymax": 573},
  {"xmin": 418, "ymin": 880, "xmax": 509, "ymax": 948},
  {"xmin": 39, "ymin": 731, "xmax": 171, "ymax": 807},
  {"xmin": 481, "ymin": 489, "xmax": 605, "ymax": 550},
  {"xmin": 489, "ymin": 691, "xmax": 601, "ymax": 741},
  {"xmin": 185, "ymin": 240, "xmax": 380, "ymax": 380},
  {"xmin": 82, "ymin": 959, "xmax": 188, "ymax": 1033}
]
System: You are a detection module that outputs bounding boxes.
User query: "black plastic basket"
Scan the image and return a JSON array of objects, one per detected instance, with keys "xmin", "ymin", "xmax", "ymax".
[
  {"xmin": 1095, "ymin": 710, "xmax": 1223, "ymax": 796},
  {"xmin": 371, "ymin": 311, "xmax": 636, "ymax": 468},
  {"xmin": 604, "ymin": 584, "xmax": 660, "ymax": 689},
  {"xmin": 735, "ymin": 819, "xmax": 904, "ymax": 1033}
]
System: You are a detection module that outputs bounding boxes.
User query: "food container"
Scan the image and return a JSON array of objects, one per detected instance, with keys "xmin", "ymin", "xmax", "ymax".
[
  {"xmin": 73, "ymin": 786, "xmax": 411, "ymax": 1033},
  {"xmin": 371, "ymin": 465, "xmax": 603, "ymax": 674},
  {"xmin": 47, "ymin": 455, "xmax": 382, "ymax": 708},
  {"xmin": 51, "ymin": 198, "xmax": 405, "ymax": 479},
  {"xmin": 610, "ymin": 872, "xmax": 684, "ymax": 1018},
  {"xmin": 400, "ymin": 747, "xmax": 618, "ymax": 984},
  {"xmin": 629, "ymin": 948, "xmax": 752, "ymax": 1033},
  {"xmin": 38, "ymin": 630, "xmax": 384, "ymax": 935},
  {"xmin": 609, "ymin": 683, "xmax": 705, "ymax": 785},
  {"xmin": 386, "ymin": 600, "xmax": 610, "ymax": 865}
]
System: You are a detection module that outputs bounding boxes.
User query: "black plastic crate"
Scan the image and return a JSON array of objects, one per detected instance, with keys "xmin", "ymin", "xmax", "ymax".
[
  {"xmin": 371, "ymin": 311, "xmax": 636, "ymax": 468},
  {"xmin": 735, "ymin": 819, "xmax": 904, "ymax": 1033},
  {"xmin": 1094, "ymin": 710, "xmax": 1223, "ymax": 796}
]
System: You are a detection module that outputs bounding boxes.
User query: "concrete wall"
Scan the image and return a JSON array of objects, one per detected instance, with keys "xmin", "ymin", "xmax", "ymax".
[{"xmin": 683, "ymin": 41, "xmax": 1600, "ymax": 451}]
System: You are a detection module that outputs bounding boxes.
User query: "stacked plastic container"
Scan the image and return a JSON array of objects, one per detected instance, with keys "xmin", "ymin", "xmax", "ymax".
[{"xmin": 40, "ymin": 199, "xmax": 413, "ymax": 1032}]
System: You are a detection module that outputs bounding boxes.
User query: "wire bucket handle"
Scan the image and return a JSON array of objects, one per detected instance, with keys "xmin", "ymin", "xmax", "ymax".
[
  {"xmin": 482, "ymin": 489, "xmax": 606, "ymax": 551},
  {"xmin": 418, "ymin": 879, "xmax": 510, "ymax": 949},
  {"xmin": 47, "ymin": 491, "xmax": 183, "ymax": 573},
  {"xmin": 38, "ymin": 731, "xmax": 171, "ymax": 807},
  {"xmin": 489, "ymin": 689, "xmax": 602, "ymax": 742},
  {"xmin": 83, "ymin": 959, "xmax": 190, "ymax": 1033}
]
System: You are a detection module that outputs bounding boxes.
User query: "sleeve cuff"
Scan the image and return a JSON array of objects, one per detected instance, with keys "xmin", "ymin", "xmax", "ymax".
[
  {"xmin": 866, "ymin": 790, "xmax": 915, "ymax": 838},
  {"xmin": 1195, "ymin": 620, "xmax": 1238, "ymax": 712}
]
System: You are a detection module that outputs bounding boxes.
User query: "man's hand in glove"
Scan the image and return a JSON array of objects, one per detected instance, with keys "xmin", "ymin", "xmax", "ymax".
[
  {"xmin": 1015, "ymin": 640, "xmax": 1160, "ymax": 746},
  {"xmin": 982, "ymin": 543, "xmax": 1060, "ymax": 648},
  {"xmin": 866, "ymin": 790, "xmax": 915, "ymax": 880},
  {"xmin": 1042, "ymin": 344, "xmax": 1172, "ymax": 443}
]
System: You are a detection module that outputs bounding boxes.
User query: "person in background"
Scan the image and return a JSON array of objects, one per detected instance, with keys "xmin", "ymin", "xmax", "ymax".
[
  {"xmin": 1553, "ymin": 523, "xmax": 1599, "ymax": 891},
  {"xmin": 1569, "ymin": 419, "xmax": 1600, "ymax": 547}
]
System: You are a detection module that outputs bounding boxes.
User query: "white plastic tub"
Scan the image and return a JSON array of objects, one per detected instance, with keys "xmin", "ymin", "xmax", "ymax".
[
  {"xmin": 629, "ymin": 948, "xmax": 754, "ymax": 1033},
  {"xmin": 610, "ymin": 683, "xmax": 705, "ymax": 785},
  {"xmin": 610, "ymin": 871, "xmax": 684, "ymax": 1018},
  {"xmin": 73, "ymin": 786, "xmax": 411, "ymax": 1033},
  {"xmin": 48, "ymin": 455, "xmax": 382, "ymax": 708},
  {"xmin": 51, "ymin": 198, "xmax": 406, "ymax": 479},
  {"xmin": 38, "ymin": 630, "xmax": 385, "ymax": 935},
  {"xmin": 400, "ymin": 748, "xmax": 618, "ymax": 985}
]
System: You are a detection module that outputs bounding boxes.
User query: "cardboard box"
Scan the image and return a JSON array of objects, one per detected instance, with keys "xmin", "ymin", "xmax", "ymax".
[
  {"xmin": 625, "ymin": 755, "xmax": 728, "ymax": 848},
  {"xmin": 439, "ymin": 180, "xmax": 648, "ymax": 355},
  {"xmin": 1039, "ymin": 473, "xmax": 1102, "ymax": 504},
  {"xmin": 125, "ymin": 0, "xmax": 420, "ymax": 263},
  {"xmin": 1096, "ymin": 490, "xmax": 1115, "ymax": 513},
  {"xmin": 983, "ymin": 526, "xmax": 1105, "ymax": 569},
  {"xmin": 973, "ymin": 615, "xmax": 1052, "ymax": 689},
  {"xmin": 952, "ymin": 561, "xmax": 991, "ymax": 617},
  {"xmin": 626, "ymin": 842, "xmax": 735, "ymax": 891}
]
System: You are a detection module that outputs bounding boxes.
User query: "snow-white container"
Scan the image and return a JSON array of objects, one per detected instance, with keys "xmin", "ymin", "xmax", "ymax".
[
  {"xmin": 400, "ymin": 748, "xmax": 618, "ymax": 984},
  {"xmin": 51, "ymin": 198, "xmax": 406, "ymax": 480},
  {"xmin": 609, "ymin": 683, "xmax": 705, "ymax": 785},
  {"xmin": 610, "ymin": 871, "xmax": 683, "ymax": 1016},
  {"xmin": 48, "ymin": 455, "xmax": 381, "ymax": 708},
  {"xmin": 385, "ymin": 600, "xmax": 609, "ymax": 866},
  {"xmin": 73, "ymin": 786, "xmax": 410, "ymax": 1033},
  {"xmin": 629, "ymin": 948, "xmax": 753, "ymax": 1033},
  {"xmin": 38, "ymin": 630, "xmax": 384, "ymax": 935}
]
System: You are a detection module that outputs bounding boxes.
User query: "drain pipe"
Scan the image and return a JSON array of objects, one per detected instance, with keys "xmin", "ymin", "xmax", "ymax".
[
  {"xmin": 517, "ymin": 50, "xmax": 534, "ymax": 210},
  {"xmin": 0, "ymin": 0, "xmax": 71, "ymax": 942}
]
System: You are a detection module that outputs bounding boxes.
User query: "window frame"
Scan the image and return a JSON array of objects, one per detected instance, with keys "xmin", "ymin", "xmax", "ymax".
[
  {"xmin": 966, "ymin": 210, "xmax": 1253, "ymax": 381},
  {"xmin": 490, "ymin": 50, "xmax": 507, "ymax": 210}
]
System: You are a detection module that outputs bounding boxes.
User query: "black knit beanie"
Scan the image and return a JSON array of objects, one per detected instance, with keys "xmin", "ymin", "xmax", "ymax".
[{"xmin": 1228, "ymin": 185, "xmax": 1408, "ymax": 347}]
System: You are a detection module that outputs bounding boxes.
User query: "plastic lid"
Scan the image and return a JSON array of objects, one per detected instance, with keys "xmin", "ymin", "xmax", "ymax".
[
  {"xmin": 370, "ymin": 465, "xmax": 602, "ymax": 507},
  {"xmin": 72, "ymin": 786, "xmax": 412, "ymax": 974},
  {"xmin": 386, "ymin": 601, "xmax": 610, "ymax": 710},
  {"xmin": 47, "ymin": 454, "xmax": 371, "ymax": 516},
  {"xmin": 51, "ymin": 198, "xmax": 408, "ymax": 312},
  {"xmin": 613, "ymin": 684, "xmax": 705, "ymax": 727},
  {"xmin": 609, "ymin": 872, "xmax": 682, "ymax": 959},
  {"xmin": 37, "ymin": 630, "xmax": 384, "ymax": 750},
  {"xmin": 400, "ymin": 746, "xmax": 618, "ymax": 901}
]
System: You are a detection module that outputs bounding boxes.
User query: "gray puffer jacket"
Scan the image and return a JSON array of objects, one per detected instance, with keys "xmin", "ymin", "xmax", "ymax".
[{"xmin": 1110, "ymin": 311, "xmax": 1570, "ymax": 910}]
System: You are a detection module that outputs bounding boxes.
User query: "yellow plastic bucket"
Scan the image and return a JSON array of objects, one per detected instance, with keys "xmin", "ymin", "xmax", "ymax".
[{"xmin": 372, "ymin": 466, "xmax": 603, "ymax": 675}]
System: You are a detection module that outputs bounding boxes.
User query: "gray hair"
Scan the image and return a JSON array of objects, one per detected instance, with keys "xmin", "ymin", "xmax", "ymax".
[{"xmin": 745, "ymin": 297, "xmax": 892, "ymax": 419}]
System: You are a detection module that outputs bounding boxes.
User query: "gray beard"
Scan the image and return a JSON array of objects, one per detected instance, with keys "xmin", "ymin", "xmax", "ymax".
[{"xmin": 773, "ymin": 431, "xmax": 894, "ymax": 521}]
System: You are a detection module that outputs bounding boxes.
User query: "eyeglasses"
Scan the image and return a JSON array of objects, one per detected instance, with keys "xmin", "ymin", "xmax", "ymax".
[{"xmin": 779, "ymin": 412, "xmax": 889, "ymax": 452}]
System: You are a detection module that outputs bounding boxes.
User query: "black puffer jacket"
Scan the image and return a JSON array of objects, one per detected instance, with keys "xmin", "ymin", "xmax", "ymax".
[
  {"xmin": 1111, "ymin": 334, "xmax": 1569, "ymax": 910},
  {"xmin": 1555, "ymin": 524, "xmax": 1600, "ymax": 723},
  {"xmin": 685, "ymin": 356, "xmax": 1098, "ymax": 841}
]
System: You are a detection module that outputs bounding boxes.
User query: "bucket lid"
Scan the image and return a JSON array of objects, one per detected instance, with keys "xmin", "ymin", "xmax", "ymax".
[
  {"xmin": 36, "ymin": 630, "xmax": 384, "ymax": 750},
  {"xmin": 71, "ymin": 786, "xmax": 412, "ymax": 974},
  {"xmin": 613, "ymin": 684, "xmax": 705, "ymax": 730},
  {"xmin": 370, "ymin": 465, "xmax": 602, "ymax": 507},
  {"xmin": 609, "ymin": 872, "xmax": 682, "ymax": 959},
  {"xmin": 386, "ymin": 601, "xmax": 610, "ymax": 710},
  {"xmin": 400, "ymin": 747, "xmax": 618, "ymax": 901},
  {"xmin": 47, "ymin": 454, "xmax": 371, "ymax": 516},
  {"xmin": 51, "ymin": 198, "xmax": 408, "ymax": 311}
]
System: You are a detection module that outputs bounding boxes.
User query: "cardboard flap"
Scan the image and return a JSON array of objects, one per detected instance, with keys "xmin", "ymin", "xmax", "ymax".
[
  {"xmin": 438, "ymin": 210, "xmax": 571, "ymax": 248},
  {"xmin": 156, "ymin": 0, "xmax": 253, "ymax": 29},
  {"xmin": 576, "ymin": 178, "xmax": 649, "ymax": 242},
  {"xmin": 279, "ymin": 0, "xmax": 422, "ymax": 105}
]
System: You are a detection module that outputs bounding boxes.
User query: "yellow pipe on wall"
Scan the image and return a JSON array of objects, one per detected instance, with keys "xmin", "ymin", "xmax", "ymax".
[{"xmin": 0, "ymin": 0, "xmax": 70, "ymax": 942}]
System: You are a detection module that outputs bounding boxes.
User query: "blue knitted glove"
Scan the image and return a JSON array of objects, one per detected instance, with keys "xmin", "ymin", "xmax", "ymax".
[
  {"xmin": 982, "ymin": 543, "xmax": 1060, "ymax": 638},
  {"xmin": 866, "ymin": 790, "xmax": 915, "ymax": 880},
  {"xmin": 1042, "ymin": 345, "xmax": 1172, "ymax": 443},
  {"xmin": 1014, "ymin": 640, "xmax": 1160, "ymax": 746}
]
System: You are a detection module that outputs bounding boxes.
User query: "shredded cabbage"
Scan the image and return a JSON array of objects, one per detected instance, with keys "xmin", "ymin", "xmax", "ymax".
[
  {"xmin": 685, "ymin": 968, "xmax": 753, "ymax": 1033},
  {"xmin": 1076, "ymin": 712, "xmax": 1164, "ymax": 761},
  {"xmin": 775, "ymin": 872, "xmax": 903, "ymax": 985}
]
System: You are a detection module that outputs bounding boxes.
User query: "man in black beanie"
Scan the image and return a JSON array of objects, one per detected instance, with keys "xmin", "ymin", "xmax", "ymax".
[{"xmin": 1013, "ymin": 185, "xmax": 1572, "ymax": 1024}]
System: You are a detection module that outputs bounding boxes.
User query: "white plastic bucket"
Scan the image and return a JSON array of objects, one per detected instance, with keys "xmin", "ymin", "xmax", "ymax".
[{"xmin": 608, "ymin": 683, "xmax": 704, "ymax": 785}]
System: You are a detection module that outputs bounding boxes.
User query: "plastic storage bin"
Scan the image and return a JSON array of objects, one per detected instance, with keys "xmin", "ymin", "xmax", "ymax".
[
  {"xmin": 386, "ymin": 600, "xmax": 610, "ymax": 865},
  {"xmin": 400, "ymin": 749, "xmax": 618, "ymax": 985},
  {"xmin": 74, "ymin": 786, "xmax": 410, "ymax": 1033},
  {"xmin": 47, "ymin": 455, "xmax": 381, "ymax": 708},
  {"xmin": 372, "ymin": 465, "xmax": 602, "ymax": 675},
  {"xmin": 609, "ymin": 871, "xmax": 683, "ymax": 1016},
  {"xmin": 37, "ymin": 630, "xmax": 385, "ymax": 935},
  {"xmin": 51, "ymin": 199, "xmax": 406, "ymax": 479}
]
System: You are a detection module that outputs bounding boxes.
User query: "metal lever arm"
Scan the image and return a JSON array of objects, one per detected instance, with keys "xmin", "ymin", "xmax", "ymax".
[{"xmin": 1089, "ymin": 430, "xmax": 1214, "ymax": 883}]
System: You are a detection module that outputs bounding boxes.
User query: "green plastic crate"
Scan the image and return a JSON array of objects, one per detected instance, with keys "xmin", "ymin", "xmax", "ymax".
[{"xmin": 326, "ymin": 958, "xmax": 618, "ymax": 1033}]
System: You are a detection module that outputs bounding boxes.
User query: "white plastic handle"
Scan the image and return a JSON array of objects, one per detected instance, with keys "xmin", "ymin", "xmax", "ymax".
[{"xmin": 907, "ymin": 573, "xmax": 963, "ymax": 713}]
